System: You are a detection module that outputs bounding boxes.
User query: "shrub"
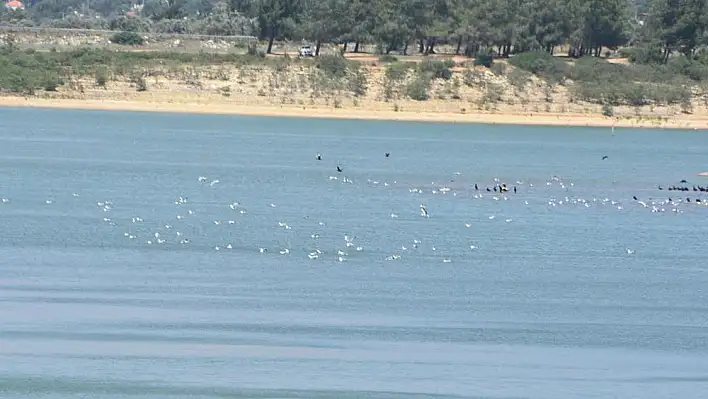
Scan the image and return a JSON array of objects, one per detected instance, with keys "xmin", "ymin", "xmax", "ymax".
[
  {"xmin": 462, "ymin": 68, "xmax": 486, "ymax": 87},
  {"xmin": 406, "ymin": 73, "xmax": 431, "ymax": 100},
  {"xmin": 602, "ymin": 103, "xmax": 614, "ymax": 117},
  {"xmin": 418, "ymin": 59, "xmax": 454, "ymax": 80},
  {"xmin": 483, "ymin": 83, "xmax": 504, "ymax": 103},
  {"xmin": 507, "ymin": 68, "xmax": 531, "ymax": 89},
  {"xmin": 509, "ymin": 51, "xmax": 570, "ymax": 83},
  {"xmin": 348, "ymin": 65, "xmax": 368, "ymax": 96},
  {"xmin": 317, "ymin": 54, "xmax": 349, "ymax": 79},
  {"xmin": 490, "ymin": 62, "xmax": 506, "ymax": 76},
  {"xmin": 667, "ymin": 56, "xmax": 708, "ymax": 81},
  {"xmin": 42, "ymin": 72, "xmax": 62, "ymax": 92},
  {"xmin": 132, "ymin": 74, "xmax": 147, "ymax": 91},
  {"xmin": 385, "ymin": 62, "xmax": 412, "ymax": 81},
  {"xmin": 95, "ymin": 66, "xmax": 109, "ymax": 88},
  {"xmin": 474, "ymin": 54, "xmax": 494, "ymax": 68},
  {"xmin": 627, "ymin": 44, "xmax": 664, "ymax": 65},
  {"xmin": 110, "ymin": 31, "xmax": 145, "ymax": 46}
]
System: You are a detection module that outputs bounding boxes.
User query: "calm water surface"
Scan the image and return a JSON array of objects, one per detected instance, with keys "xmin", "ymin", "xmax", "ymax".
[{"xmin": 0, "ymin": 108, "xmax": 707, "ymax": 399}]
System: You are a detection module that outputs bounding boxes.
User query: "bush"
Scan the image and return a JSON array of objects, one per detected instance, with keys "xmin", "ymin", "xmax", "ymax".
[
  {"xmin": 348, "ymin": 65, "xmax": 368, "ymax": 96},
  {"xmin": 406, "ymin": 73, "xmax": 431, "ymax": 100},
  {"xmin": 110, "ymin": 31, "xmax": 145, "ymax": 46},
  {"xmin": 418, "ymin": 59, "xmax": 454, "ymax": 80},
  {"xmin": 462, "ymin": 68, "xmax": 485, "ymax": 87},
  {"xmin": 572, "ymin": 56, "xmax": 635, "ymax": 83},
  {"xmin": 317, "ymin": 54, "xmax": 349, "ymax": 79},
  {"xmin": 132, "ymin": 74, "xmax": 147, "ymax": 91},
  {"xmin": 482, "ymin": 83, "xmax": 504, "ymax": 104},
  {"xmin": 474, "ymin": 54, "xmax": 494, "ymax": 68},
  {"xmin": 95, "ymin": 66, "xmax": 109, "ymax": 88},
  {"xmin": 385, "ymin": 62, "xmax": 413, "ymax": 81},
  {"xmin": 507, "ymin": 68, "xmax": 531, "ymax": 89},
  {"xmin": 667, "ymin": 56, "xmax": 708, "ymax": 81},
  {"xmin": 42, "ymin": 72, "xmax": 62, "ymax": 92},
  {"xmin": 490, "ymin": 62, "xmax": 506, "ymax": 76},
  {"xmin": 626, "ymin": 44, "xmax": 664, "ymax": 65},
  {"xmin": 509, "ymin": 51, "xmax": 570, "ymax": 83}
]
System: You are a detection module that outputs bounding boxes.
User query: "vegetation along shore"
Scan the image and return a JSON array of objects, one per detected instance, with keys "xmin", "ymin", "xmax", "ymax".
[{"xmin": 2, "ymin": 0, "xmax": 708, "ymax": 128}]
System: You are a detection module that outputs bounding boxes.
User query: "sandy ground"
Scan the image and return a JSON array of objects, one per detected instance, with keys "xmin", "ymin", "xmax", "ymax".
[{"xmin": 2, "ymin": 95, "xmax": 708, "ymax": 129}]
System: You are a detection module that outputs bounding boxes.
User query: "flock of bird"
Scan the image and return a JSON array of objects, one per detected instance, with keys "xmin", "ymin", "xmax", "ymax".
[{"xmin": 1, "ymin": 151, "xmax": 706, "ymax": 263}]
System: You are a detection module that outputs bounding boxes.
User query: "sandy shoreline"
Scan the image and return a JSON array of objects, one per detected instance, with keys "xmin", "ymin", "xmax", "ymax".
[{"xmin": 1, "ymin": 96, "xmax": 707, "ymax": 129}]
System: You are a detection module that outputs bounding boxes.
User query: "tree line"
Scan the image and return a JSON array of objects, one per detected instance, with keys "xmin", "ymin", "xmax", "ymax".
[{"xmin": 1, "ymin": 0, "xmax": 707, "ymax": 64}]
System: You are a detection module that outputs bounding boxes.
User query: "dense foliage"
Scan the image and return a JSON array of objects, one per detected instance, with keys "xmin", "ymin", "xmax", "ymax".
[{"xmin": 0, "ymin": 0, "xmax": 703, "ymax": 60}]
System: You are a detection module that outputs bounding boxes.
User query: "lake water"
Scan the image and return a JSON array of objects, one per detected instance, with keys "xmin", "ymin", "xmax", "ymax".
[{"xmin": 0, "ymin": 107, "xmax": 707, "ymax": 399}]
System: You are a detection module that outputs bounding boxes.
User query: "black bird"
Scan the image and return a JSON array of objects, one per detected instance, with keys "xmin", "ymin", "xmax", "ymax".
[
  {"xmin": 336, "ymin": 165, "xmax": 342, "ymax": 173},
  {"xmin": 680, "ymin": 179, "xmax": 688, "ymax": 183},
  {"xmin": 316, "ymin": 153, "xmax": 322, "ymax": 161},
  {"xmin": 474, "ymin": 184, "xmax": 479, "ymax": 191},
  {"xmin": 385, "ymin": 152, "xmax": 390, "ymax": 158},
  {"xmin": 633, "ymin": 196, "xmax": 638, "ymax": 201},
  {"xmin": 602, "ymin": 155, "xmax": 609, "ymax": 160},
  {"xmin": 658, "ymin": 186, "xmax": 663, "ymax": 190},
  {"xmin": 514, "ymin": 186, "xmax": 517, "ymax": 193}
]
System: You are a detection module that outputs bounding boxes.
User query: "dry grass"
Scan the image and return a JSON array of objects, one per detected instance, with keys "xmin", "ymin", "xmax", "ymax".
[{"xmin": 2, "ymin": 59, "xmax": 707, "ymax": 129}]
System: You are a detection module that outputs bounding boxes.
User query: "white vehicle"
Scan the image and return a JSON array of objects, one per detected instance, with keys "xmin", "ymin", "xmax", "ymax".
[{"xmin": 299, "ymin": 45, "xmax": 314, "ymax": 57}]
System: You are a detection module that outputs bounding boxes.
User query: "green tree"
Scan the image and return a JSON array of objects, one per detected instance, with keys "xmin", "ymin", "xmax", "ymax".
[
  {"xmin": 643, "ymin": 0, "xmax": 707, "ymax": 61},
  {"xmin": 300, "ymin": 0, "xmax": 351, "ymax": 55},
  {"xmin": 253, "ymin": 0, "xmax": 303, "ymax": 54}
]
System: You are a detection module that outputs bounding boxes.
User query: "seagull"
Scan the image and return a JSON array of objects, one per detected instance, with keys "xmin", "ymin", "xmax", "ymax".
[{"xmin": 420, "ymin": 204, "xmax": 429, "ymax": 218}]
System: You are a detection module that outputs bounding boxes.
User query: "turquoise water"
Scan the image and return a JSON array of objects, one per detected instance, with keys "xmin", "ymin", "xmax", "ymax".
[{"xmin": 0, "ymin": 107, "xmax": 707, "ymax": 399}]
